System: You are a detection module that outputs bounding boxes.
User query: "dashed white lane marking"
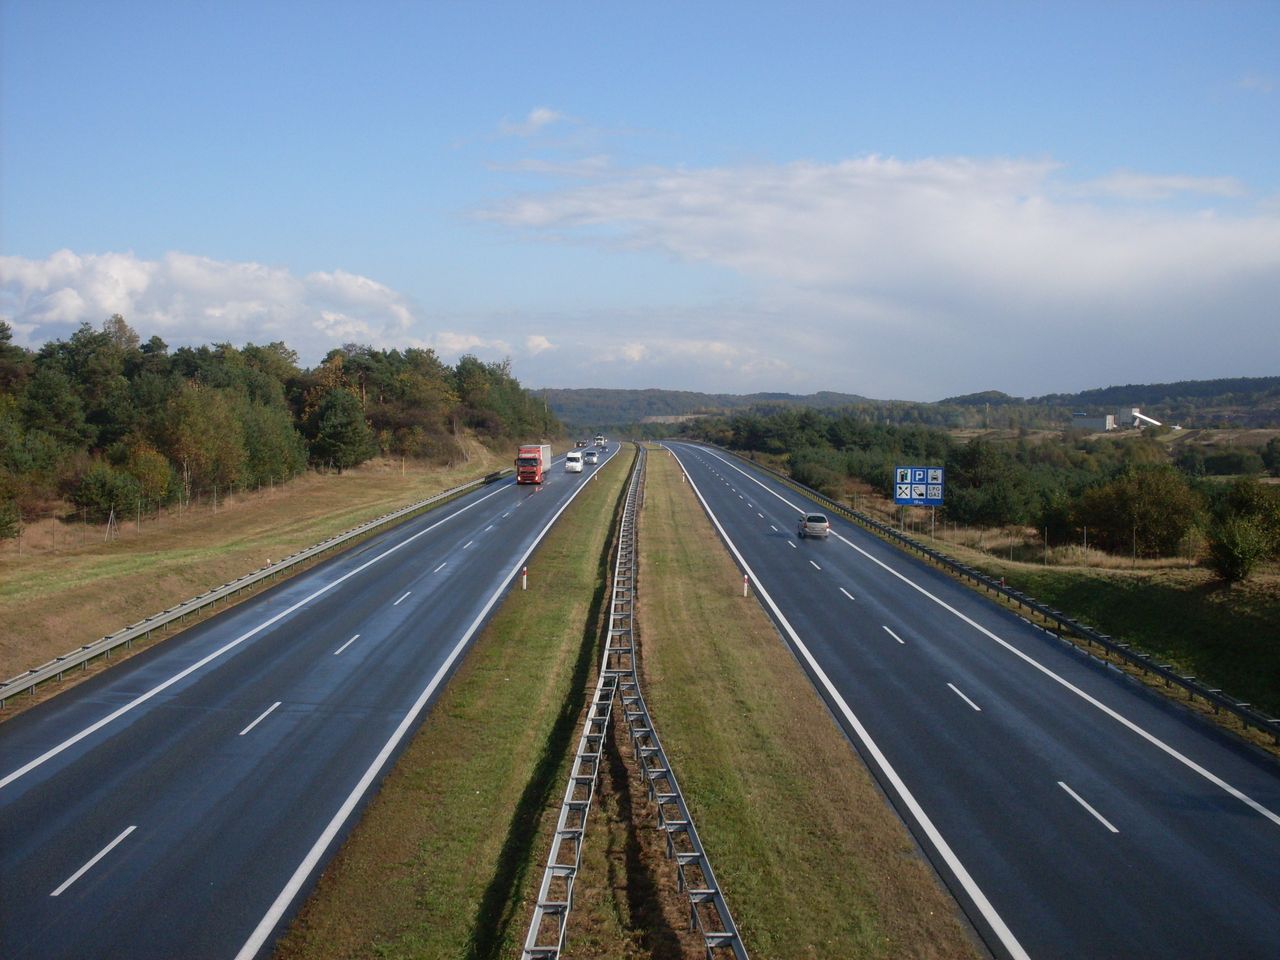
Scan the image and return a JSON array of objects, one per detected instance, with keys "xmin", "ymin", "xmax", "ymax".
[
  {"xmin": 690, "ymin": 442, "xmax": 1280, "ymax": 829},
  {"xmin": 1059, "ymin": 781, "xmax": 1119, "ymax": 833},
  {"xmin": 809, "ymin": 560, "xmax": 822, "ymax": 571},
  {"xmin": 433, "ymin": 562, "xmax": 447, "ymax": 573},
  {"xmin": 840, "ymin": 587, "xmax": 855, "ymax": 601},
  {"xmin": 463, "ymin": 540, "xmax": 474, "ymax": 550},
  {"xmin": 51, "ymin": 826, "xmax": 137, "ymax": 897},
  {"xmin": 948, "ymin": 683, "xmax": 982, "ymax": 712},
  {"xmin": 758, "ymin": 512, "xmax": 765, "ymax": 519},
  {"xmin": 883, "ymin": 626, "xmax": 906, "ymax": 644},
  {"xmin": 393, "ymin": 591, "xmax": 411, "ymax": 606},
  {"xmin": 667, "ymin": 444, "xmax": 1029, "ymax": 960},
  {"xmin": 787, "ymin": 541, "xmax": 797, "ymax": 549},
  {"xmin": 333, "ymin": 634, "xmax": 361, "ymax": 656},
  {"xmin": 239, "ymin": 701, "xmax": 282, "ymax": 737},
  {"xmin": 233, "ymin": 442, "xmax": 623, "ymax": 960},
  {"xmin": 484, "ymin": 525, "xmax": 494, "ymax": 532},
  {"xmin": 770, "ymin": 525, "xmax": 778, "ymax": 532},
  {"xmin": 0, "ymin": 480, "xmax": 513, "ymax": 792}
]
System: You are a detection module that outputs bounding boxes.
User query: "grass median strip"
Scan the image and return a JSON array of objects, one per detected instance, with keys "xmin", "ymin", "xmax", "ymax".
[
  {"xmin": 274, "ymin": 449, "xmax": 633, "ymax": 960},
  {"xmin": 630, "ymin": 447, "xmax": 979, "ymax": 959}
]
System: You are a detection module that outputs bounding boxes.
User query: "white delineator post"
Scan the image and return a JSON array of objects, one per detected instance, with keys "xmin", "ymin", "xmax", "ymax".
[
  {"xmin": 522, "ymin": 566, "xmax": 528, "ymax": 591},
  {"xmin": 743, "ymin": 573, "xmax": 750, "ymax": 597}
]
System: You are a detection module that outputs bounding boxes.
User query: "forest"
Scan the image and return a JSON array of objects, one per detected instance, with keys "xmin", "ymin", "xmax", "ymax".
[
  {"xmin": 682, "ymin": 407, "xmax": 1280, "ymax": 582},
  {"xmin": 0, "ymin": 316, "xmax": 560, "ymax": 532}
]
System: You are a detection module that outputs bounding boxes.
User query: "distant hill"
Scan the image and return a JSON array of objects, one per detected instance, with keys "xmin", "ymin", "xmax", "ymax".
[
  {"xmin": 546, "ymin": 376, "xmax": 1280, "ymax": 431},
  {"xmin": 545, "ymin": 388, "xmax": 870, "ymax": 429}
]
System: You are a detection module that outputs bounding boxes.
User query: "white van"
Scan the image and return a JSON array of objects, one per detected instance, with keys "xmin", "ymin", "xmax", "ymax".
[{"xmin": 565, "ymin": 451, "xmax": 584, "ymax": 473}]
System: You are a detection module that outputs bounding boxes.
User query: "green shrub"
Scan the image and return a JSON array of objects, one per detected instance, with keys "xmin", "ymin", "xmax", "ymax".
[{"xmin": 1206, "ymin": 515, "xmax": 1270, "ymax": 584}]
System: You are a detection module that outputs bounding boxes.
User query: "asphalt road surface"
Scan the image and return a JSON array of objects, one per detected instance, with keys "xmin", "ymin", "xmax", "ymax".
[
  {"xmin": 0, "ymin": 442, "xmax": 622, "ymax": 960},
  {"xmin": 666, "ymin": 441, "xmax": 1280, "ymax": 960}
]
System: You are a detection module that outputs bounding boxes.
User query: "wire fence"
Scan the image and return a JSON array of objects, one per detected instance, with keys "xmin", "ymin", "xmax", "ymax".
[{"xmin": 2, "ymin": 474, "xmax": 306, "ymax": 558}]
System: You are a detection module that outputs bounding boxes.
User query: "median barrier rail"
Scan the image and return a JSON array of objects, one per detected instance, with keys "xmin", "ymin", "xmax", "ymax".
[
  {"xmin": 0, "ymin": 468, "xmax": 514, "ymax": 709},
  {"xmin": 687, "ymin": 442, "xmax": 1280, "ymax": 746},
  {"xmin": 523, "ymin": 445, "xmax": 748, "ymax": 960}
]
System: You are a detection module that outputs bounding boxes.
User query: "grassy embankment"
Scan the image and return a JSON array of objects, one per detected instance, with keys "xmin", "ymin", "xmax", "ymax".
[
  {"xmin": 0, "ymin": 441, "xmax": 511, "ymax": 703},
  {"xmin": 275, "ymin": 446, "xmax": 633, "ymax": 960},
  {"xmin": 557, "ymin": 447, "xmax": 979, "ymax": 959},
  {"xmin": 745, "ymin": 450, "xmax": 1280, "ymax": 725},
  {"xmin": 846, "ymin": 482, "xmax": 1280, "ymax": 722}
]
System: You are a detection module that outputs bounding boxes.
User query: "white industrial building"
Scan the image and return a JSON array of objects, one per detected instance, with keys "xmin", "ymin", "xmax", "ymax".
[{"xmin": 1072, "ymin": 407, "xmax": 1170, "ymax": 432}]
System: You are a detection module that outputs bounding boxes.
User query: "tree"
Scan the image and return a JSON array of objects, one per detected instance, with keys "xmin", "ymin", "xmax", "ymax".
[
  {"xmin": 20, "ymin": 368, "xmax": 91, "ymax": 447},
  {"xmin": 1072, "ymin": 465, "xmax": 1203, "ymax": 557},
  {"xmin": 73, "ymin": 462, "xmax": 142, "ymax": 522},
  {"xmin": 1206, "ymin": 516, "xmax": 1270, "ymax": 584},
  {"xmin": 1262, "ymin": 437, "xmax": 1280, "ymax": 478},
  {"xmin": 308, "ymin": 389, "xmax": 375, "ymax": 471},
  {"xmin": 161, "ymin": 382, "xmax": 246, "ymax": 493}
]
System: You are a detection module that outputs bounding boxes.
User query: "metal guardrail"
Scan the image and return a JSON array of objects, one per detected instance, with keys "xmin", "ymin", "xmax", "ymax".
[
  {"xmin": 524, "ymin": 445, "xmax": 748, "ymax": 960},
  {"xmin": 522, "ymin": 447, "xmax": 642, "ymax": 959},
  {"xmin": 0, "ymin": 469, "xmax": 514, "ymax": 709},
  {"xmin": 689, "ymin": 442, "xmax": 1280, "ymax": 746}
]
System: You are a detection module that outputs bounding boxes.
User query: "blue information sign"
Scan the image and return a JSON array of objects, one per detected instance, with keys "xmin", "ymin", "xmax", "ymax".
[{"xmin": 893, "ymin": 465, "xmax": 945, "ymax": 506}]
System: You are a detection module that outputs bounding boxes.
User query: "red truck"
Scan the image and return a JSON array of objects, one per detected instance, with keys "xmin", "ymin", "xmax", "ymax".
[{"xmin": 515, "ymin": 444, "xmax": 553, "ymax": 484}]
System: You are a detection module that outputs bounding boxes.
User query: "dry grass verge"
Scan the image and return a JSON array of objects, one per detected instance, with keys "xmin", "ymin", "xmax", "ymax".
[
  {"xmin": 0, "ymin": 443, "xmax": 510, "ymax": 709},
  {"xmin": 274, "ymin": 447, "xmax": 633, "ymax": 960},
  {"xmin": 602, "ymin": 447, "xmax": 979, "ymax": 959}
]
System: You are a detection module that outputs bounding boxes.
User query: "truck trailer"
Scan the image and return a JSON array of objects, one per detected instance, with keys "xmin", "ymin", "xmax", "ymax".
[{"xmin": 515, "ymin": 444, "xmax": 553, "ymax": 484}]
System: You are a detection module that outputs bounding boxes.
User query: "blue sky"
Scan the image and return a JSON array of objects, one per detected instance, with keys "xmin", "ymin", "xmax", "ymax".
[{"xmin": 2, "ymin": 1, "xmax": 1277, "ymax": 399}]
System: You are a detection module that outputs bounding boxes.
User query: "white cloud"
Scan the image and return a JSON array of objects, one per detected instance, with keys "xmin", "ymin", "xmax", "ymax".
[
  {"xmin": 0, "ymin": 250, "xmax": 424, "ymax": 363},
  {"xmin": 1239, "ymin": 74, "xmax": 1275, "ymax": 94},
  {"xmin": 480, "ymin": 154, "xmax": 1280, "ymax": 396},
  {"xmin": 498, "ymin": 106, "xmax": 565, "ymax": 137},
  {"xmin": 432, "ymin": 330, "xmax": 512, "ymax": 356},
  {"xmin": 524, "ymin": 334, "xmax": 554, "ymax": 355}
]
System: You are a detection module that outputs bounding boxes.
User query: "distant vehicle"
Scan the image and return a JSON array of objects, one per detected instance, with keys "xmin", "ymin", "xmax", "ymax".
[
  {"xmin": 798, "ymin": 513, "xmax": 830, "ymax": 538},
  {"xmin": 594, "ymin": 434, "xmax": 606, "ymax": 448},
  {"xmin": 576, "ymin": 439, "xmax": 588, "ymax": 447},
  {"xmin": 565, "ymin": 451, "xmax": 584, "ymax": 473},
  {"xmin": 515, "ymin": 443, "xmax": 553, "ymax": 484}
]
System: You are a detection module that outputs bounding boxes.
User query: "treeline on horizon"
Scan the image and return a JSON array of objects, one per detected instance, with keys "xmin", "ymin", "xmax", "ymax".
[
  {"xmin": 548, "ymin": 375, "xmax": 1280, "ymax": 432},
  {"xmin": 0, "ymin": 316, "xmax": 561, "ymax": 531},
  {"xmin": 680, "ymin": 407, "xmax": 1280, "ymax": 582}
]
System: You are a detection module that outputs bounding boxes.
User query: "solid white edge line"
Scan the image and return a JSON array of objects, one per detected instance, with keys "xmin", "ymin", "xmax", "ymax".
[
  {"xmin": 0, "ymin": 482, "xmax": 512, "ymax": 792},
  {"xmin": 883, "ymin": 625, "xmax": 906, "ymax": 645},
  {"xmin": 50, "ymin": 825, "xmax": 137, "ymax": 897},
  {"xmin": 839, "ymin": 587, "xmax": 856, "ymax": 601},
  {"xmin": 239, "ymin": 701, "xmax": 283, "ymax": 736},
  {"xmin": 1059, "ymin": 781, "xmax": 1120, "ymax": 833},
  {"xmin": 393, "ymin": 591, "xmax": 411, "ymax": 606},
  {"xmin": 948, "ymin": 683, "xmax": 982, "ymax": 712},
  {"xmin": 232, "ymin": 443, "xmax": 623, "ymax": 960},
  {"xmin": 666, "ymin": 444, "xmax": 1030, "ymax": 960},
  {"xmin": 693, "ymin": 443, "xmax": 1280, "ymax": 829},
  {"xmin": 333, "ymin": 634, "xmax": 360, "ymax": 656}
]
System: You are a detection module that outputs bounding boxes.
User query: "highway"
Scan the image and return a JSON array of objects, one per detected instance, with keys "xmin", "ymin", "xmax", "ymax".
[
  {"xmin": 0, "ymin": 442, "xmax": 623, "ymax": 960},
  {"xmin": 665, "ymin": 442, "xmax": 1280, "ymax": 960}
]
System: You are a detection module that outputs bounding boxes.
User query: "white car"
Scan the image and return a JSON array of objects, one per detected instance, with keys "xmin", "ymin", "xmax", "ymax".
[
  {"xmin": 583, "ymin": 449, "xmax": 599, "ymax": 465},
  {"xmin": 565, "ymin": 451, "xmax": 584, "ymax": 473}
]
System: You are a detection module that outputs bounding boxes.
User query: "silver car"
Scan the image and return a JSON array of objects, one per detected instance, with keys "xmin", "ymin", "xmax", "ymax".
[{"xmin": 798, "ymin": 513, "xmax": 830, "ymax": 538}]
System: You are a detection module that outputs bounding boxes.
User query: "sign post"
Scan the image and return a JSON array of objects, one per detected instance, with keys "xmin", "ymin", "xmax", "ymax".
[{"xmin": 894, "ymin": 466, "xmax": 945, "ymax": 517}]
